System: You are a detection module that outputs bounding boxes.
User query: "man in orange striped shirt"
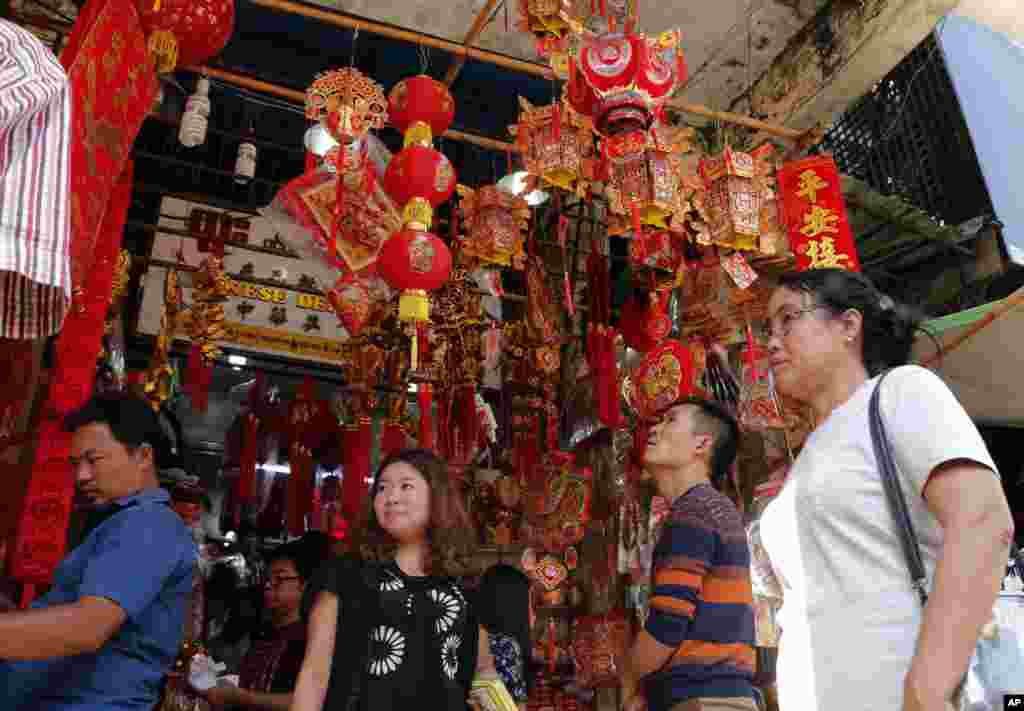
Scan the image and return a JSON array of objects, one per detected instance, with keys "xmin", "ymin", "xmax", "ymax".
[{"xmin": 620, "ymin": 398, "xmax": 757, "ymax": 711}]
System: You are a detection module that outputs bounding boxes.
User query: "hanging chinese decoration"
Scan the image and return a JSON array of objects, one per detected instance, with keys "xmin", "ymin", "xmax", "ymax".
[
  {"xmin": 698, "ymin": 146, "xmax": 762, "ymax": 251},
  {"xmin": 517, "ymin": 0, "xmax": 576, "ymax": 41},
  {"xmin": 509, "ymin": 97, "xmax": 595, "ymax": 197},
  {"xmin": 524, "ymin": 451, "xmax": 593, "ymax": 553},
  {"xmin": 777, "ymin": 154, "xmax": 861, "ymax": 271},
  {"xmin": 141, "ymin": 267, "xmax": 181, "ymax": 411},
  {"xmin": 430, "ymin": 268, "xmax": 493, "ymax": 472},
  {"xmin": 586, "ymin": 240, "xmax": 622, "ymax": 429},
  {"xmin": 456, "ymin": 184, "xmax": 530, "ymax": 269},
  {"xmin": 571, "ymin": 610, "xmax": 631, "ymax": 689},
  {"xmin": 325, "ymin": 270, "xmax": 393, "ymax": 337},
  {"xmin": 338, "ymin": 344, "xmax": 386, "ymax": 522},
  {"xmin": 378, "ymin": 75, "xmax": 456, "ymax": 356},
  {"xmin": 136, "ymin": 0, "xmax": 235, "ymax": 74},
  {"xmin": 567, "ymin": 28, "xmax": 687, "ymax": 137},
  {"xmin": 304, "ymin": 68, "xmax": 392, "ymax": 271},
  {"xmin": 183, "ymin": 255, "xmax": 229, "ymax": 412},
  {"xmin": 601, "ymin": 124, "xmax": 694, "ymax": 237}
]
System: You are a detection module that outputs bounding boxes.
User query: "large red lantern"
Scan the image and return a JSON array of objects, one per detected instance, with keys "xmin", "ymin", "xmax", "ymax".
[
  {"xmin": 383, "ymin": 145, "xmax": 457, "ymax": 229},
  {"xmin": 568, "ymin": 29, "xmax": 687, "ymax": 136},
  {"xmin": 378, "ymin": 228, "xmax": 453, "ymax": 322},
  {"xmin": 388, "ymin": 75, "xmax": 455, "ymax": 146},
  {"xmin": 136, "ymin": 0, "xmax": 235, "ymax": 74}
]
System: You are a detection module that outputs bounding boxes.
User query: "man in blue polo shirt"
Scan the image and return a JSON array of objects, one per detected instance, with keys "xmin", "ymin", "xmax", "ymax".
[{"xmin": 0, "ymin": 393, "xmax": 197, "ymax": 710}]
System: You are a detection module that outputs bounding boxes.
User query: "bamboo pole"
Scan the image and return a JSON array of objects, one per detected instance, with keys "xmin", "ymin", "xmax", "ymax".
[
  {"xmin": 186, "ymin": 65, "xmax": 522, "ymax": 153},
  {"xmin": 245, "ymin": 0, "xmax": 806, "ymax": 142},
  {"xmin": 444, "ymin": 0, "xmax": 503, "ymax": 86}
]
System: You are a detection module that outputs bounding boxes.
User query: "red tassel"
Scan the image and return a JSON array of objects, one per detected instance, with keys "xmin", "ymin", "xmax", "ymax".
[
  {"xmin": 459, "ymin": 385, "xmax": 479, "ymax": 463},
  {"xmin": 185, "ymin": 344, "xmax": 213, "ymax": 413},
  {"xmin": 341, "ymin": 418, "xmax": 372, "ymax": 526},
  {"xmin": 553, "ymin": 102, "xmax": 561, "ymax": 142},
  {"xmin": 382, "ymin": 419, "xmax": 407, "ymax": 457},
  {"xmin": 600, "ymin": 0, "xmax": 606, "ymax": 16},
  {"xmin": 506, "ymin": 146, "xmax": 513, "ymax": 175},
  {"xmin": 305, "ymin": 150, "xmax": 316, "ymax": 173},
  {"xmin": 287, "ymin": 443, "xmax": 314, "ymax": 537},
  {"xmin": 632, "ymin": 202, "xmax": 642, "ymax": 238},
  {"xmin": 417, "ymin": 384, "xmax": 434, "ymax": 450}
]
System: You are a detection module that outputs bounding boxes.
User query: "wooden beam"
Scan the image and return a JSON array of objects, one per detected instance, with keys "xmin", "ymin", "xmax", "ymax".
[
  {"xmin": 444, "ymin": 0, "xmax": 502, "ymax": 87},
  {"xmin": 185, "ymin": 65, "xmax": 522, "ymax": 153},
  {"xmin": 243, "ymin": 0, "xmax": 804, "ymax": 142}
]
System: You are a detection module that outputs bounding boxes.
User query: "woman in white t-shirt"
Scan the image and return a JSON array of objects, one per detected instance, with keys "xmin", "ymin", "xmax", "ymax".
[{"xmin": 758, "ymin": 268, "xmax": 1014, "ymax": 711}]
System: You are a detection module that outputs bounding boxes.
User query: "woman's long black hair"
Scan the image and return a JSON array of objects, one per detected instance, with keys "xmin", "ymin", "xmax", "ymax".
[{"xmin": 474, "ymin": 564, "xmax": 534, "ymax": 693}]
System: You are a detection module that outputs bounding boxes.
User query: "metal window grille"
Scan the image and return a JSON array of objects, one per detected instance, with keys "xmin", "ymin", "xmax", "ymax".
[{"xmin": 817, "ymin": 33, "xmax": 992, "ymax": 226}]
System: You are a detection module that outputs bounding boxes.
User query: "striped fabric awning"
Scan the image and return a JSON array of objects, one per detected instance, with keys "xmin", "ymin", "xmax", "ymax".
[{"xmin": 0, "ymin": 20, "xmax": 72, "ymax": 339}]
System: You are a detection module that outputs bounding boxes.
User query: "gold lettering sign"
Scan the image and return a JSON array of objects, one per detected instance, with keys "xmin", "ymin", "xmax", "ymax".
[{"xmin": 295, "ymin": 293, "xmax": 332, "ymax": 313}]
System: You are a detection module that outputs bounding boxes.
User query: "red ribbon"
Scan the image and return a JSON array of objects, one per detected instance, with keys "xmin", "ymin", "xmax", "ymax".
[
  {"xmin": 381, "ymin": 419, "xmax": 408, "ymax": 457},
  {"xmin": 341, "ymin": 418, "xmax": 373, "ymax": 526},
  {"xmin": 417, "ymin": 383, "xmax": 434, "ymax": 451}
]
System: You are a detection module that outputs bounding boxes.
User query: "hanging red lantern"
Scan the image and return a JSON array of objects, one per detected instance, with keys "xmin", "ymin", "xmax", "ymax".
[
  {"xmin": 136, "ymin": 0, "xmax": 235, "ymax": 74},
  {"xmin": 383, "ymin": 145, "xmax": 457, "ymax": 228},
  {"xmin": 388, "ymin": 74, "xmax": 455, "ymax": 146},
  {"xmin": 378, "ymin": 228, "xmax": 453, "ymax": 322}
]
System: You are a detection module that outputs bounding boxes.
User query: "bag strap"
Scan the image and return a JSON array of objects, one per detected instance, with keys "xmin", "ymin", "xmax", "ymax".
[
  {"xmin": 870, "ymin": 371, "xmax": 1024, "ymax": 599},
  {"xmin": 868, "ymin": 371, "xmax": 930, "ymax": 606}
]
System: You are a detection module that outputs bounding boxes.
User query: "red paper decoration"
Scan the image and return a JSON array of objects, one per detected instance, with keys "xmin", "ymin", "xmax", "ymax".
[
  {"xmin": 777, "ymin": 154, "xmax": 861, "ymax": 272},
  {"xmin": 136, "ymin": 0, "xmax": 234, "ymax": 73},
  {"xmin": 630, "ymin": 340, "xmax": 695, "ymax": 422}
]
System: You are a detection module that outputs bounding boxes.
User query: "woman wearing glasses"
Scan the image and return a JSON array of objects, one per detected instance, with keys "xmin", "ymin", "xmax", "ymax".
[
  {"xmin": 197, "ymin": 541, "xmax": 314, "ymax": 710},
  {"xmin": 757, "ymin": 268, "xmax": 1014, "ymax": 711}
]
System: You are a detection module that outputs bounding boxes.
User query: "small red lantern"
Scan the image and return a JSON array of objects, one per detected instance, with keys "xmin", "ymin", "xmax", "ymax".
[
  {"xmin": 383, "ymin": 145, "xmax": 457, "ymax": 229},
  {"xmin": 378, "ymin": 228, "xmax": 453, "ymax": 322},
  {"xmin": 137, "ymin": 0, "xmax": 235, "ymax": 74},
  {"xmin": 388, "ymin": 75, "xmax": 455, "ymax": 147}
]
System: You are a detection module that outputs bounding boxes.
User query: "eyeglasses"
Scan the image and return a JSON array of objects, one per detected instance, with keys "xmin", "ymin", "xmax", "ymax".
[
  {"xmin": 263, "ymin": 576, "xmax": 302, "ymax": 589},
  {"xmin": 763, "ymin": 305, "xmax": 828, "ymax": 341}
]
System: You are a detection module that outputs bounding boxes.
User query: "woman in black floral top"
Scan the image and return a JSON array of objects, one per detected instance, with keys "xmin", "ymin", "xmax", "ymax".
[
  {"xmin": 292, "ymin": 449, "xmax": 483, "ymax": 711},
  {"xmin": 474, "ymin": 564, "xmax": 533, "ymax": 708}
]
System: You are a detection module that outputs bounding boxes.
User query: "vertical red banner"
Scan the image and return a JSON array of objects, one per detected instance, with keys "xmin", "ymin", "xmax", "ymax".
[{"xmin": 777, "ymin": 154, "xmax": 862, "ymax": 272}]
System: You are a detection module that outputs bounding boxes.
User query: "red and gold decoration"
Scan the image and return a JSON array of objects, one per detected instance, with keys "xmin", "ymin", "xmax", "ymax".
[
  {"xmin": 141, "ymin": 267, "xmax": 180, "ymax": 411},
  {"xmin": 517, "ymin": 0, "xmax": 575, "ymax": 40},
  {"xmin": 524, "ymin": 451, "xmax": 593, "ymax": 554},
  {"xmin": 183, "ymin": 255, "xmax": 229, "ymax": 412},
  {"xmin": 571, "ymin": 610, "xmax": 630, "ymax": 689},
  {"xmin": 378, "ymin": 75, "xmax": 457, "ymax": 371},
  {"xmin": 699, "ymin": 146, "xmax": 762, "ymax": 251},
  {"xmin": 567, "ymin": 28, "xmax": 687, "ymax": 136},
  {"xmin": 602, "ymin": 123, "xmax": 694, "ymax": 236},
  {"xmin": 777, "ymin": 154, "xmax": 861, "ymax": 272},
  {"xmin": 136, "ymin": 0, "xmax": 235, "ymax": 74},
  {"xmin": 509, "ymin": 97, "xmax": 595, "ymax": 197},
  {"xmin": 628, "ymin": 339, "xmax": 695, "ymax": 422},
  {"xmin": 456, "ymin": 184, "xmax": 529, "ymax": 269},
  {"xmin": 304, "ymin": 68, "xmax": 393, "ymax": 271},
  {"xmin": 325, "ymin": 270, "xmax": 393, "ymax": 337}
]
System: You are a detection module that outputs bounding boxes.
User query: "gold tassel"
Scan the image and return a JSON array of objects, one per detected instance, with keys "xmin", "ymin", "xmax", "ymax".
[{"xmin": 147, "ymin": 30, "xmax": 178, "ymax": 75}]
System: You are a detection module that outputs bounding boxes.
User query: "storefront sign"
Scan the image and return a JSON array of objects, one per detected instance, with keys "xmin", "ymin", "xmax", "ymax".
[
  {"xmin": 777, "ymin": 155, "xmax": 861, "ymax": 272},
  {"xmin": 138, "ymin": 197, "xmax": 351, "ymax": 364}
]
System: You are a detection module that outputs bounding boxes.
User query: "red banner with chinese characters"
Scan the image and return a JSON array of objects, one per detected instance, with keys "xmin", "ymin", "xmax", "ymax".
[
  {"xmin": 777, "ymin": 154, "xmax": 861, "ymax": 272},
  {"xmin": 10, "ymin": 163, "xmax": 135, "ymax": 585}
]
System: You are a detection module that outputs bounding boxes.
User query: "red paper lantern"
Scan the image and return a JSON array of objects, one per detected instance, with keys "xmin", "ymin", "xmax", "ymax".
[
  {"xmin": 137, "ymin": 0, "xmax": 234, "ymax": 74},
  {"xmin": 383, "ymin": 145, "xmax": 457, "ymax": 228},
  {"xmin": 388, "ymin": 75, "xmax": 455, "ymax": 146},
  {"xmin": 378, "ymin": 228, "xmax": 453, "ymax": 322}
]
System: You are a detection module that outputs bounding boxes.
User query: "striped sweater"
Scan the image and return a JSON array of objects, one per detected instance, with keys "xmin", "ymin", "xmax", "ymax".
[{"xmin": 644, "ymin": 483, "xmax": 756, "ymax": 710}]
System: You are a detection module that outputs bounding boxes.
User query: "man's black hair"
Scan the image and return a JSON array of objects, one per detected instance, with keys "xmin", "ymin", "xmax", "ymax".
[{"xmin": 63, "ymin": 392, "xmax": 167, "ymax": 457}]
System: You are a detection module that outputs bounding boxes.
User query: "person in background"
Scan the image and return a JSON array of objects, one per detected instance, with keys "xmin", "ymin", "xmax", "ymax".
[
  {"xmin": 291, "ymin": 448, "xmax": 484, "ymax": 711},
  {"xmin": 206, "ymin": 562, "xmax": 260, "ymax": 674},
  {"xmin": 758, "ymin": 269, "xmax": 1014, "ymax": 711},
  {"xmin": 474, "ymin": 564, "xmax": 534, "ymax": 710},
  {"xmin": 0, "ymin": 392, "xmax": 197, "ymax": 711},
  {"xmin": 619, "ymin": 397, "xmax": 756, "ymax": 711},
  {"xmin": 197, "ymin": 541, "xmax": 313, "ymax": 710}
]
